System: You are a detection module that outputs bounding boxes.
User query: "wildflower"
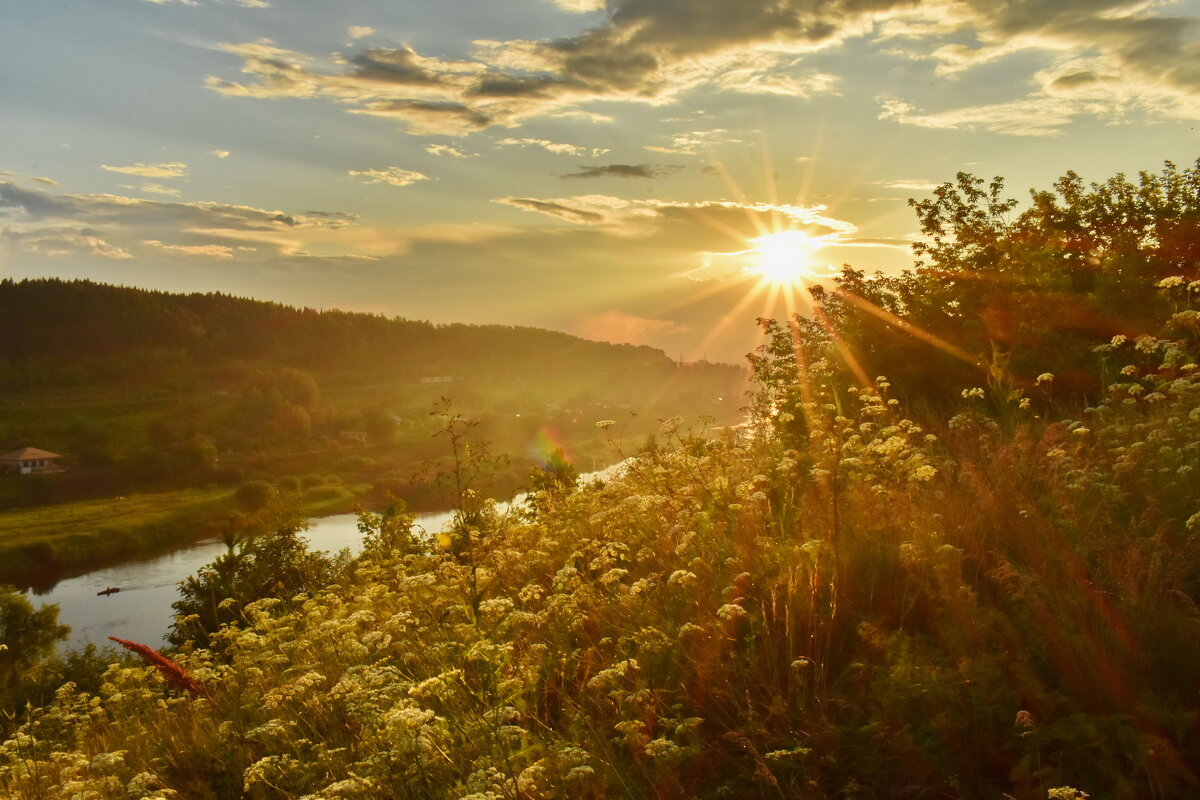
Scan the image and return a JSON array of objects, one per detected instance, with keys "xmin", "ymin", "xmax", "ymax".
[
  {"xmin": 1072, "ymin": 427, "xmax": 1090, "ymax": 435},
  {"xmin": 1111, "ymin": 334, "xmax": 1127, "ymax": 346},
  {"xmin": 1019, "ymin": 397, "xmax": 1032, "ymax": 410},
  {"xmin": 1036, "ymin": 372, "xmax": 1054, "ymax": 385},
  {"xmin": 910, "ymin": 465, "xmax": 937, "ymax": 482},
  {"xmin": 1157, "ymin": 275, "xmax": 1185, "ymax": 289},
  {"xmin": 961, "ymin": 387, "xmax": 985, "ymax": 399},
  {"xmin": 717, "ymin": 603, "xmax": 748, "ymax": 622},
  {"xmin": 668, "ymin": 570, "xmax": 699, "ymax": 591},
  {"xmin": 595, "ymin": 419, "xmax": 616, "ymax": 430},
  {"xmin": 644, "ymin": 738, "xmax": 684, "ymax": 764},
  {"xmin": 1048, "ymin": 789, "xmax": 1090, "ymax": 800},
  {"xmin": 1135, "ymin": 335, "xmax": 1159, "ymax": 353}
]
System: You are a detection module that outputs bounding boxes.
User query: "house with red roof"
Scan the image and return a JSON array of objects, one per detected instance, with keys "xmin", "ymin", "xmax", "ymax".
[{"xmin": 0, "ymin": 447, "xmax": 64, "ymax": 475}]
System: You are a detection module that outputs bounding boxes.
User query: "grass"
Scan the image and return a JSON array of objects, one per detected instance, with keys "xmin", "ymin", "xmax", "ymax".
[{"xmin": 0, "ymin": 488, "xmax": 236, "ymax": 588}]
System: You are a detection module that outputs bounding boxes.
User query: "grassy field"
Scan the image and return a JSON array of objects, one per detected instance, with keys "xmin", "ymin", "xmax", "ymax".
[
  {"xmin": 0, "ymin": 488, "xmax": 237, "ymax": 588},
  {"xmin": 0, "ymin": 482, "xmax": 369, "ymax": 589}
]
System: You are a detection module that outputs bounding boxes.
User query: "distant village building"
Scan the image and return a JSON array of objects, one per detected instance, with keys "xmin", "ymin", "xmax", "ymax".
[{"xmin": 1, "ymin": 447, "xmax": 64, "ymax": 475}]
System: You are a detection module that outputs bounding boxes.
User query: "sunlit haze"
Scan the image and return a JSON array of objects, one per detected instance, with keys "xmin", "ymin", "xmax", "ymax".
[{"xmin": 2, "ymin": 0, "xmax": 1199, "ymax": 361}]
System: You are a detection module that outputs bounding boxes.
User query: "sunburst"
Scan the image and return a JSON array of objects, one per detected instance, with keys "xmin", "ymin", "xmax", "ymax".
[{"xmin": 749, "ymin": 230, "xmax": 825, "ymax": 286}]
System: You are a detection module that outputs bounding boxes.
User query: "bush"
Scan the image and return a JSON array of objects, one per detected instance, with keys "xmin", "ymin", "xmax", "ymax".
[{"xmin": 234, "ymin": 480, "xmax": 275, "ymax": 512}]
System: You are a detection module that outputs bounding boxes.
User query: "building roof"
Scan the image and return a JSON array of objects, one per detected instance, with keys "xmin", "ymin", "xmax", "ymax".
[{"xmin": 0, "ymin": 447, "xmax": 64, "ymax": 461}]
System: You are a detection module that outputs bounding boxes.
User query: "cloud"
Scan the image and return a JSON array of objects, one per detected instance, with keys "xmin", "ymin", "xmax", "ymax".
[
  {"xmin": 878, "ymin": 1, "xmax": 1200, "ymax": 132},
  {"xmin": 561, "ymin": 164, "xmax": 668, "ymax": 179},
  {"xmin": 347, "ymin": 167, "xmax": 430, "ymax": 186},
  {"xmin": 143, "ymin": 240, "xmax": 235, "ymax": 258},
  {"xmin": 132, "ymin": 183, "xmax": 183, "ymax": 197},
  {"xmin": 348, "ymin": 25, "xmax": 375, "ymax": 40},
  {"xmin": 715, "ymin": 63, "xmax": 839, "ymax": 97},
  {"xmin": 425, "ymin": 143, "xmax": 476, "ymax": 158},
  {"xmin": 494, "ymin": 197, "xmax": 606, "ymax": 224},
  {"xmin": 0, "ymin": 181, "xmax": 365, "ymax": 262},
  {"xmin": 5, "ymin": 226, "xmax": 133, "ymax": 260},
  {"xmin": 644, "ymin": 129, "xmax": 743, "ymax": 156},
  {"xmin": 871, "ymin": 178, "xmax": 939, "ymax": 191},
  {"xmin": 491, "ymin": 193, "xmax": 864, "ymax": 275},
  {"xmin": 101, "ymin": 162, "xmax": 189, "ymax": 179},
  {"xmin": 575, "ymin": 311, "xmax": 689, "ymax": 346},
  {"xmin": 496, "ymin": 138, "xmax": 609, "ymax": 157},
  {"xmin": 547, "ymin": 0, "xmax": 605, "ymax": 13},
  {"xmin": 204, "ymin": 1, "xmax": 1200, "ymax": 138},
  {"xmin": 30, "ymin": 176, "xmax": 60, "ymax": 187},
  {"xmin": 204, "ymin": 1, "xmax": 912, "ymax": 134},
  {"xmin": 211, "ymin": 149, "xmax": 230, "ymax": 158}
]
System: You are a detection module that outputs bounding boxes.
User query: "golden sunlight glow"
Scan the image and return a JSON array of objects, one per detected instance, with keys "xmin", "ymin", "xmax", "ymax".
[{"xmin": 750, "ymin": 230, "xmax": 822, "ymax": 285}]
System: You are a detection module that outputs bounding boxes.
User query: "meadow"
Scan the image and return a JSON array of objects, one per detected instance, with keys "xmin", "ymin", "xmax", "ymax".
[{"xmin": 1, "ymin": 163, "xmax": 1197, "ymax": 799}]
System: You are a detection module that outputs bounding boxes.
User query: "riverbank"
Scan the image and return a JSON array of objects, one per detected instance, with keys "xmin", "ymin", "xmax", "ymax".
[{"xmin": 0, "ymin": 483, "xmax": 360, "ymax": 591}]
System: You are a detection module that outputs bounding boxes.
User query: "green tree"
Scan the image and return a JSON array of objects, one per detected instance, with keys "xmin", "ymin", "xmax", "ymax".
[
  {"xmin": 169, "ymin": 518, "xmax": 342, "ymax": 648},
  {"xmin": 0, "ymin": 585, "xmax": 69, "ymax": 694}
]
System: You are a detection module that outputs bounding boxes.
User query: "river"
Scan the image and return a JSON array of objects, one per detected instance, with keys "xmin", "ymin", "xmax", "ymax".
[
  {"xmin": 31, "ymin": 508, "xmax": 457, "ymax": 652},
  {"xmin": 30, "ymin": 460, "xmax": 630, "ymax": 652}
]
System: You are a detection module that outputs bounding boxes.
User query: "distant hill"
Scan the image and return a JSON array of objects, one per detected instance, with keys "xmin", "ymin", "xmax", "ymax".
[{"xmin": 0, "ymin": 279, "xmax": 689, "ymax": 392}]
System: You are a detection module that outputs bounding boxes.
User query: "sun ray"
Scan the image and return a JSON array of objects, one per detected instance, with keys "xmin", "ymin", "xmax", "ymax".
[{"xmin": 830, "ymin": 286, "xmax": 986, "ymax": 371}]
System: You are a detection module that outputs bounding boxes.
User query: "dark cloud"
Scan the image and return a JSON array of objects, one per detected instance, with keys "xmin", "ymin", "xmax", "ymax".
[
  {"xmin": 348, "ymin": 47, "xmax": 448, "ymax": 86},
  {"xmin": 496, "ymin": 197, "xmax": 605, "ymax": 224},
  {"xmin": 560, "ymin": 164, "xmax": 667, "ymax": 179}
]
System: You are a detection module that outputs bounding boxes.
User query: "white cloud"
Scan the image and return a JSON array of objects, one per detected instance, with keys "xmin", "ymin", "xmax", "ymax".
[
  {"xmin": 143, "ymin": 240, "xmax": 235, "ymax": 258},
  {"xmin": 871, "ymin": 178, "xmax": 939, "ymax": 191},
  {"xmin": 211, "ymin": 149, "xmax": 230, "ymax": 159},
  {"xmin": 133, "ymin": 183, "xmax": 183, "ymax": 197},
  {"xmin": 425, "ymin": 144, "xmax": 477, "ymax": 158},
  {"xmin": 347, "ymin": 166, "xmax": 430, "ymax": 186},
  {"xmin": 644, "ymin": 129, "xmax": 743, "ymax": 156},
  {"xmin": 101, "ymin": 162, "xmax": 189, "ymax": 179},
  {"xmin": 348, "ymin": 25, "xmax": 375, "ymax": 40},
  {"xmin": 496, "ymin": 138, "xmax": 609, "ymax": 157},
  {"xmin": 546, "ymin": 0, "xmax": 605, "ymax": 13}
]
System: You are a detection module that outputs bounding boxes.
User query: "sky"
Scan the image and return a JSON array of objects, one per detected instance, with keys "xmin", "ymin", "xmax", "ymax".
[{"xmin": 2, "ymin": 0, "xmax": 1199, "ymax": 363}]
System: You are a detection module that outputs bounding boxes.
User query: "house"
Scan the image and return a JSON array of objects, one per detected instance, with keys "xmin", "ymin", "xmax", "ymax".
[{"xmin": 0, "ymin": 447, "xmax": 64, "ymax": 475}]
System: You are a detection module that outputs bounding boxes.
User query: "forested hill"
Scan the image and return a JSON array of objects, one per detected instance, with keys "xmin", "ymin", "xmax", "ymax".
[{"xmin": 0, "ymin": 279, "xmax": 680, "ymax": 391}]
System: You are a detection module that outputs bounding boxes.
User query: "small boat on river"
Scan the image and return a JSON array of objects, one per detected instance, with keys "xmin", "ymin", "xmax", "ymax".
[{"xmin": 97, "ymin": 587, "xmax": 121, "ymax": 596}]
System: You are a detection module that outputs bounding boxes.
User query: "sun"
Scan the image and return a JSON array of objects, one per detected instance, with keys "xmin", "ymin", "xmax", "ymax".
[{"xmin": 750, "ymin": 230, "xmax": 823, "ymax": 285}]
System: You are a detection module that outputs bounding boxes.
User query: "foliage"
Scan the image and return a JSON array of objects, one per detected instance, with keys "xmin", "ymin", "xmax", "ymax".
[
  {"xmin": 798, "ymin": 160, "xmax": 1200, "ymax": 402},
  {"xmin": 167, "ymin": 513, "xmax": 346, "ymax": 649},
  {"xmin": 0, "ymin": 585, "xmax": 69, "ymax": 705}
]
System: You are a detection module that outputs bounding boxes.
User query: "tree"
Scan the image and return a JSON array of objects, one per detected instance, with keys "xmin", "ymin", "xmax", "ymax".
[
  {"xmin": 793, "ymin": 161, "xmax": 1200, "ymax": 404},
  {"xmin": 0, "ymin": 584, "xmax": 69, "ymax": 693},
  {"xmin": 169, "ymin": 516, "xmax": 342, "ymax": 648}
]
